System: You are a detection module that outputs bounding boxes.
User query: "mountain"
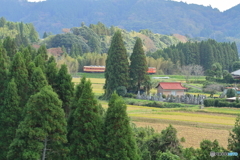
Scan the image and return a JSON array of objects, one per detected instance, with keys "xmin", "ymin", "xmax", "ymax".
[{"xmin": 1, "ymin": 0, "xmax": 240, "ymax": 49}]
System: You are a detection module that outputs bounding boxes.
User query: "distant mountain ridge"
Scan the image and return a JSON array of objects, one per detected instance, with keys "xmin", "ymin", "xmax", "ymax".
[{"xmin": 1, "ymin": 0, "xmax": 240, "ymax": 49}]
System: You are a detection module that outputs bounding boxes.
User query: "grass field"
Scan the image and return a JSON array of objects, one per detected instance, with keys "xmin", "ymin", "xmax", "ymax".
[{"xmin": 72, "ymin": 74, "xmax": 239, "ymax": 149}]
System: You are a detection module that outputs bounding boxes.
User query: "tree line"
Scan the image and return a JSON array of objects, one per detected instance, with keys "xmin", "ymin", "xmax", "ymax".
[{"xmin": 148, "ymin": 39, "xmax": 239, "ymax": 72}]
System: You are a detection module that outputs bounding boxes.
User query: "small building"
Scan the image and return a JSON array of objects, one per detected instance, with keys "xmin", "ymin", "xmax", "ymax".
[
  {"xmin": 155, "ymin": 82, "xmax": 187, "ymax": 96},
  {"xmin": 231, "ymin": 69, "xmax": 240, "ymax": 79}
]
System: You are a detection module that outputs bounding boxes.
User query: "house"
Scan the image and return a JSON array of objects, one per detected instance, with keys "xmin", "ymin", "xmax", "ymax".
[
  {"xmin": 155, "ymin": 82, "xmax": 187, "ymax": 96},
  {"xmin": 231, "ymin": 69, "xmax": 240, "ymax": 79}
]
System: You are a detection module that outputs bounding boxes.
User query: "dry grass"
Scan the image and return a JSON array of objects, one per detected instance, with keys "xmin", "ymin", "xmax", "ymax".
[{"xmin": 134, "ymin": 121, "xmax": 230, "ymax": 149}]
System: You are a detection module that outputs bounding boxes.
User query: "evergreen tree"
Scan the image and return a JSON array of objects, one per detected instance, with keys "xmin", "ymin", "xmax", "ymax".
[
  {"xmin": 104, "ymin": 93, "xmax": 139, "ymax": 160},
  {"xmin": 0, "ymin": 47, "xmax": 9, "ymax": 106},
  {"xmin": 34, "ymin": 54, "xmax": 46, "ymax": 73},
  {"xmin": 3, "ymin": 36, "xmax": 17, "ymax": 59},
  {"xmin": 37, "ymin": 44, "xmax": 48, "ymax": 61},
  {"xmin": 67, "ymin": 76, "xmax": 86, "ymax": 137},
  {"xmin": 104, "ymin": 31, "xmax": 129, "ymax": 99},
  {"xmin": 45, "ymin": 56, "xmax": 58, "ymax": 88},
  {"xmin": 0, "ymin": 79, "xmax": 21, "ymax": 159},
  {"xmin": 55, "ymin": 64, "xmax": 74, "ymax": 117},
  {"xmin": 7, "ymin": 86, "xmax": 68, "ymax": 160},
  {"xmin": 68, "ymin": 80, "xmax": 104, "ymax": 159},
  {"xmin": 129, "ymin": 38, "xmax": 149, "ymax": 93},
  {"xmin": 29, "ymin": 67, "xmax": 48, "ymax": 95},
  {"xmin": 43, "ymin": 31, "xmax": 48, "ymax": 39},
  {"xmin": 10, "ymin": 52, "xmax": 29, "ymax": 108}
]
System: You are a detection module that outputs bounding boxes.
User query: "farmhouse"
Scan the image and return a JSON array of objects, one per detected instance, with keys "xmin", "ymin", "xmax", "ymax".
[{"xmin": 155, "ymin": 82, "xmax": 187, "ymax": 96}]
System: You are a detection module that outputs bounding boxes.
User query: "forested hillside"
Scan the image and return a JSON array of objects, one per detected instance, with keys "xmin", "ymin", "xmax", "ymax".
[{"xmin": 0, "ymin": 0, "xmax": 240, "ymax": 49}]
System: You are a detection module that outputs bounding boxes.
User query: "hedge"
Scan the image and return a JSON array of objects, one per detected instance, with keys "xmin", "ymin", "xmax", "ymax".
[{"xmin": 204, "ymin": 98, "xmax": 240, "ymax": 108}]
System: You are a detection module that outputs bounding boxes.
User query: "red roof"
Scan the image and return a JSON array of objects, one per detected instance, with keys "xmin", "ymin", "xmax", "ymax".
[{"xmin": 157, "ymin": 82, "xmax": 187, "ymax": 90}]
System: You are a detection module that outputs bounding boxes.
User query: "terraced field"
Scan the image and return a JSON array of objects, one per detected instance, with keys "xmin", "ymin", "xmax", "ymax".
[{"xmin": 72, "ymin": 76, "xmax": 239, "ymax": 149}]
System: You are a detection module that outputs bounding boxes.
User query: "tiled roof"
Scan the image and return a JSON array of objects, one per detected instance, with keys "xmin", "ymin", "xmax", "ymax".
[{"xmin": 157, "ymin": 82, "xmax": 187, "ymax": 90}]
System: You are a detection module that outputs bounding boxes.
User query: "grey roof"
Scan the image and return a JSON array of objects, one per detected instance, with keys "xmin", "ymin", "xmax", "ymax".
[{"xmin": 231, "ymin": 69, "xmax": 240, "ymax": 76}]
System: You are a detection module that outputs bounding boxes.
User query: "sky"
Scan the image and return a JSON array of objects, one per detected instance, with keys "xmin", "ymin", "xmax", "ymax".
[
  {"xmin": 172, "ymin": 0, "xmax": 240, "ymax": 12},
  {"xmin": 27, "ymin": 0, "xmax": 240, "ymax": 12}
]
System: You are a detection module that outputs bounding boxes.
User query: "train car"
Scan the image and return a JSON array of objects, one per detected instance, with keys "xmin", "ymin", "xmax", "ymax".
[
  {"xmin": 147, "ymin": 67, "xmax": 156, "ymax": 74},
  {"xmin": 83, "ymin": 66, "xmax": 105, "ymax": 73},
  {"xmin": 83, "ymin": 66, "xmax": 156, "ymax": 74}
]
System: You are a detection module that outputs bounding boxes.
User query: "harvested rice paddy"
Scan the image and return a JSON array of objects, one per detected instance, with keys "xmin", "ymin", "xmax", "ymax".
[{"xmin": 72, "ymin": 76, "xmax": 238, "ymax": 148}]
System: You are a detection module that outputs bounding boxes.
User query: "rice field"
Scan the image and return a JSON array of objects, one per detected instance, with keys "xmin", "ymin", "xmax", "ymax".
[{"xmin": 72, "ymin": 76, "xmax": 239, "ymax": 149}]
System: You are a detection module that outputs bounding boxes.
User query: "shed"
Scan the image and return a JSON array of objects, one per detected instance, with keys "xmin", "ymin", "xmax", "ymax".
[{"xmin": 155, "ymin": 82, "xmax": 187, "ymax": 96}]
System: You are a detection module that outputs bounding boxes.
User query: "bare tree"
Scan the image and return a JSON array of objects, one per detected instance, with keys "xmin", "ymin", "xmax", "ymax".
[
  {"xmin": 180, "ymin": 64, "xmax": 194, "ymax": 82},
  {"xmin": 192, "ymin": 65, "xmax": 204, "ymax": 82}
]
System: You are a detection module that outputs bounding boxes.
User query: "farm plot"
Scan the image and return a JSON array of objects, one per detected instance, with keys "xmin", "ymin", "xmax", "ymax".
[{"xmin": 72, "ymin": 76, "xmax": 238, "ymax": 149}]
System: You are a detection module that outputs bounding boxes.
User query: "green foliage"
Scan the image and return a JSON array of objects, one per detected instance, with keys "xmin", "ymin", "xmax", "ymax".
[
  {"xmin": 7, "ymin": 86, "xmax": 68, "ymax": 160},
  {"xmin": 47, "ymin": 33, "xmax": 90, "ymax": 53},
  {"xmin": 149, "ymin": 39, "xmax": 238, "ymax": 72},
  {"xmin": 67, "ymin": 80, "xmax": 104, "ymax": 159},
  {"xmin": 55, "ymin": 64, "xmax": 74, "ymax": 117},
  {"xmin": 0, "ymin": 47, "xmax": 9, "ymax": 106},
  {"xmin": 104, "ymin": 93, "xmax": 139, "ymax": 159},
  {"xmin": 228, "ymin": 115, "xmax": 240, "ymax": 160},
  {"xmin": 116, "ymin": 86, "xmax": 127, "ymax": 97},
  {"xmin": 143, "ymin": 125, "xmax": 183, "ymax": 160},
  {"xmin": 9, "ymin": 52, "xmax": 29, "ymax": 108},
  {"xmin": 3, "ymin": 36, "xmax": 17, "ymax": 59},
  {"xmin": 0, "ymin": 79, "xmax": 21, "ymax": 159},
  {"xmin": 0, "ymin": 18, "xmax": 39, "ymax": 44},
  {"xmin": 196, "ymin": 139, "xmax": 227, "ymax": 160},
  {"xmin": 157, "ymin": 151, "xmax": 181, "ymax": 160},
  {"xmin": 226, "ymin": 89, "xmax": 236, "ymax": 98},
  {"xmin": 45, "ymin": 56, "xmax": 58, "ymax": 88},
  {"xmin": 103, "ymin": 31, "xmax": 129, "ymax": 99},
  {"xmin": 29, "ymin": 67, "xmax": 48, "ymax": 95},
  {"xmin": 129, "ymin": 37, "xmax": 149, "ymax": 93}
]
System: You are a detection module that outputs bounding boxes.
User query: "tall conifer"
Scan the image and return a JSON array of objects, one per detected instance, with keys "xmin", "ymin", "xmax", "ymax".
[
  {"xmin": 45, "ymin": 56, "xmax": 58, "ymax": 88},
  {"xmin": 68, "ymin": 80, "xmax": 104, "ymax": 160},
  {"xmin": 129, "ymin": 38, "xmax": 149, "ymax": 93},
  {"xmin": 29, "ymin": 67, "xmax": 48, "ymax": 95},
  {"xmin": 0, "ymin": 47, "xmax": 9, "ymax": 106},
  {"xmin": 0, "ymin": 79, "xmax": 20, "ymax": 159},
  {"xmin": 7, "ymin": 86, "xmax": 68, "ymax": 160},
  {"xmin": 55, "ymin": 64, "xmax": 74, "ymax": 117},
  {"xmin": 104, "ymin": 31, "xmax": 129, "ymax": 99},
  {"xmin": 104, "ymin": 93, "xmax": 139, "ymax": 160},
  {"xmin": 10, "ymin": 52, "xmax": 29, "ymax": 108}
]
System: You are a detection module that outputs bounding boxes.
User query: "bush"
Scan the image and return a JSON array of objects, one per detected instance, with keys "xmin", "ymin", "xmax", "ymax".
[
  {"xmin": 180, "ymin": 137, "xmax": 186, "ymax": 143},
  {"xmin": 124, "ymin": 93, "xmax": 135, "ymax": 98},
  {"xmin": 116, "ymin": 86, "xmax": 127, "ymax": 97}
]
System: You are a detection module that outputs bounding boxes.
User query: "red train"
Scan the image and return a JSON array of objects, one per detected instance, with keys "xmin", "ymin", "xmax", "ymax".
[{"xmin": 83, "ymin": 66, "xmax": 156, "ymax": 74}]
